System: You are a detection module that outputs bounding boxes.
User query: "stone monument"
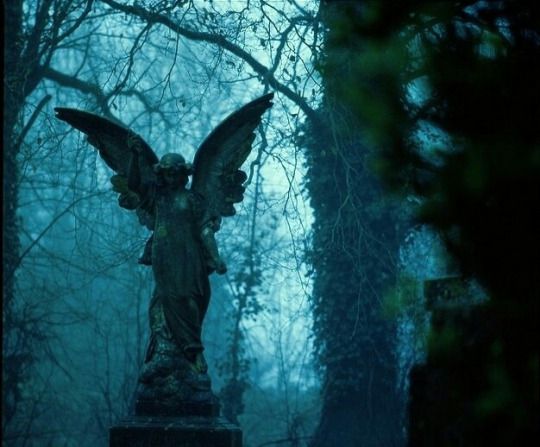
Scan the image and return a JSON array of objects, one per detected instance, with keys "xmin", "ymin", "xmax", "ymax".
[{"xmin": 55, "ymin": 93, "xmax": 274, "ymax": 446}]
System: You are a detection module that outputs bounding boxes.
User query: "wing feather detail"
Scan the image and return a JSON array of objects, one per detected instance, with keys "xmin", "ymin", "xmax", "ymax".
[
  {"xmin": 54, "ymin": 107, "xmax": 159, "ymax": 228},
  {"xmin": 191, "ymin": 93, "xmax": 274, "ymax": 220},
  {"xmin": 55, "ymin": 108, "xmax": 158, "ymax": 175}
]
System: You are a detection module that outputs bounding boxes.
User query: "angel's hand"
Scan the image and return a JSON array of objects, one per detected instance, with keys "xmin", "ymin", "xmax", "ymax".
[
  {"xmin": 216, "ymin": 259, "xmax": 227, "ymax": 275},
  {"xmin": 209, "ymin": 257, "xmax": 227, "ymax": 275},
  {"xmin": 127, "ymin": 133, "xmax": 144, "ymax": 154}
]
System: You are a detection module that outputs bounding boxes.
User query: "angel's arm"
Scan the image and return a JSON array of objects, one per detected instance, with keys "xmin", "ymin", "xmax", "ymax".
[
  {"xmin": 192, "ymin": 192, "xmax": 226, "ymax": 275},
  {"xmin": 201, "ymin": 219, "xmax": 227, "ymax": 275}
]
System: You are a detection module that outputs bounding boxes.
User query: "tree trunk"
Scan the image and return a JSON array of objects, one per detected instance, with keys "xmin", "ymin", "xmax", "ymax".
[
  {"xmin": 305, "ymin": 101, "xmax": 405, "ymax": 446},
  {"xmin": 3, "ymin": 0, "xmax": 24, "ymax": 305},
  {"xmin": 3, "ymin": 0, "xmax": 25, "ymax": 428}
]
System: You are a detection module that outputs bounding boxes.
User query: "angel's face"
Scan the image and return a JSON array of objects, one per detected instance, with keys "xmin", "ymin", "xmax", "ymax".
[
  {"xmin": 161, "ymin": 166, "xmax": 189, "ymax": 187},
  {"xmin": 157, "ymin": 153, "xmax": 192, "ymax": 188}
]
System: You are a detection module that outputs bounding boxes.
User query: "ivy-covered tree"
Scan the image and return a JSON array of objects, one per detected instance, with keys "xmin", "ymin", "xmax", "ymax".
[
  {"xmin": 304, "ymin": 109, "xmax": 406, "ymax": 447},
  {"xmin": 303, "ymin": 3, "xmax": 408, "ymax": 445}
]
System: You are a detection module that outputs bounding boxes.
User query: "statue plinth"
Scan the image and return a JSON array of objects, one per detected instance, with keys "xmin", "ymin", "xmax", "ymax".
[
  {"xmin": 110, "ymin": 336, "xmax": 241, "ymax": 446},
  {"xmin": 109, "ymin": 416, "xmax": 242, "ymax": 447},
  {"xmin": 111, "ymin": 383, "xmax": 240, "ymax": 447},
  {"xmin": 135, "ymin": 394, "xmax": 220, "ymax": 418}
]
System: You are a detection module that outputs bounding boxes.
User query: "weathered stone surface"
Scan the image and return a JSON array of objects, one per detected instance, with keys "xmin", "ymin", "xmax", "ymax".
[
  {"xmin": 135, "ymin": 363, "xmax": 219, "ymax": 417},
  {"xmin": 135, "ymin": 393, "xmax": 220, "ymax": 418},
  {"xmin": 109, "ymin": 416, "xmax": 242, "ymax": 447}
]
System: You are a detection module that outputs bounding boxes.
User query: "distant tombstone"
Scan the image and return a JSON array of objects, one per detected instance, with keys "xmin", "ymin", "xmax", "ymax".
[{"xmin": 408, "ymin": 276, "xmax": 507, "ymax": 446}]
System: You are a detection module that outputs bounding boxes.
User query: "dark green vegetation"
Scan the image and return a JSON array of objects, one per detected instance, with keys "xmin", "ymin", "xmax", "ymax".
[
  {"xmin": 303, "ymin": 64, "xmax": 406, "ymax": 447},
  {"xmin": 321, "ymin": 0, "xmax": 539, "ymax": 444}
]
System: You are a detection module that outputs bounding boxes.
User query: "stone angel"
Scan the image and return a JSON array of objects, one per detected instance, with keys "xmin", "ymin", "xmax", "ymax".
[{"xmin": 55, "ymin": 93, "xmax": 274, "ymax": 415}]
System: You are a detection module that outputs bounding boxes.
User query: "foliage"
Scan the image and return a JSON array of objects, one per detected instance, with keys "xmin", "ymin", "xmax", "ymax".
[
  {"xmin": 322, "ymin": 0, "xmax": 540, "ymax": 298},
  {"xmin": 320, "ymin": 0, "xmax": 539, "ymax": 443},
  {"xmin": 302, "ymin": 55, "xmax": 407, "ymax": 447}
]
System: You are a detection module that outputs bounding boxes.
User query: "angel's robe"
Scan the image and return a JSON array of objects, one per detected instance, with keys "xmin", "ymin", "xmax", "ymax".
[{"xmin": 149, "ymin": 185, "xmax": 211, "ymax": 355}]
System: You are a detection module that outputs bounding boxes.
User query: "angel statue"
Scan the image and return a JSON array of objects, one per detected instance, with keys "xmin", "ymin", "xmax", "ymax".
[{"xmin": 55, "ymin": 93, "xmax": 274, "ymax": 416}]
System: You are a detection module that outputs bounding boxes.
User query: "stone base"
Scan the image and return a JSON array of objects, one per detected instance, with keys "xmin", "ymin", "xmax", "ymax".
[
  {"xmin": 109, "ymin": 416, "xmax": 242, "ymax": 447},
  {"xmin": 135, "ymin": 394, "xmax": 220, "ymax": 417}
]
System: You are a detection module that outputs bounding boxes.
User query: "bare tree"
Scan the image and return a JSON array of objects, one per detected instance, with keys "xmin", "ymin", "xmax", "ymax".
[{"xmin": 4, "ymin": 0, "xmax": 94, "ymax": 433}]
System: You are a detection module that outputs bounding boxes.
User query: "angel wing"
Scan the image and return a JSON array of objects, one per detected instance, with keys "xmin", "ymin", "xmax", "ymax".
[
  {"xmin": 191, "ymin": 92, "xmax": 274, "ymax": 226},
  {"xmin": 54, "ymin": 108, "xmax": 158, "ymax": 228}
]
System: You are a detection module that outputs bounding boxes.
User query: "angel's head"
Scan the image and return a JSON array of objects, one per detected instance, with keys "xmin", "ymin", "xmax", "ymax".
[{"xmin": 154, "ymin": 153, "xmax": 193, "ymax": 188}]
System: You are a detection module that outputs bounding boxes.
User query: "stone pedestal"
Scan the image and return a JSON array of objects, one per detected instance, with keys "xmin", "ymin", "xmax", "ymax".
[
  {"xmin": 110, "ymin": 383, "xmax": 242, "ymax": 446},
  {"xmin": 110, "ymin": 416, "xmax": 242, "ymax": 447},
  {"xmin": 110, "ymin": 311, "xmax": 242, "ymax": 445}
]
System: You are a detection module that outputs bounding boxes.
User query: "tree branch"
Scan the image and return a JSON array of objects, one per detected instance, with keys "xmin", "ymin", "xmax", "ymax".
[
  {"xmin": 42, "ymin": 66, "xmax": 113, "ymax": 117},
  {"xmin": 15, "ymin": 95, "xmax": 52, "ymax": 152},
  {"xmin": 100, "ymin": 0, "xmax": 322, "ymax": 125},
  {"xmin": 14, "ymin": 192, "xmax": 105, "ymax": 274}
]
